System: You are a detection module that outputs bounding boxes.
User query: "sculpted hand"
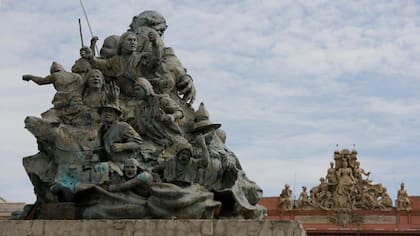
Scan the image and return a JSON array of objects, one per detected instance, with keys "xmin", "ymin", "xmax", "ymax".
[
  {"xmin": 90, "ymin": 36, "xmax": 99, "ymax": 55},
  {"xmin": 176, "ymin": 75, "xmax": 196, "ymax": 105},
  {"xmin": 111, "ymin": 143, "xmax": 126, "ymax": 152},
  {"xmin": 22, "ymin": 74, "xmax": 33, "ymax": 81},
  {"xmin": 105, "ymin": 82, "xmax": 120, "ymax": 102},
  {"xmin": 90, "ymin": 36, "xmax": 99, "ymax": 45},
  {"xmin": 80, "ymin": 46, "xmax": 93, "ymax": 59},
  {"xmin": 222, "ymin": 156, "xmax": 237, "ymax": 172},
  {"xmin": 148, "ymin": 31, "xmax": 157, "ymax": 44},
  {"xmin": 204, "ymin": 132, "xmax": 213, "ymax": 144},
  {"xmin": 108, "ymin": 184, "xmax": 119, "ymax": 192},
  {"xmin": 162, "ymin": 114, "xmax": 175, "ymax": 124}
]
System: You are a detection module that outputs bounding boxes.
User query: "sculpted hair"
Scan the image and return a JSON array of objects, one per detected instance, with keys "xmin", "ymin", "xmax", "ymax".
[{"xmin": 117, "ymin": 31, "xmax": 137, "ymax": 55}]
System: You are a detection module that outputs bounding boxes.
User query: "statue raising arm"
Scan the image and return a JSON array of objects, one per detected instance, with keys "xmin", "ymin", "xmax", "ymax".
[
  {"xmin": 22, "ymin": 74, "xmax": 55, "ymax": 85},
  {"xmin": 108, "ymin": 158, "xmax": 153, "ymax": 193},
  {"xmin": 23, "ymin": 61, "xmax": 82, "ymax": 92},
  {"xmin": 193, "ymin": 134, "xmax": 209, "ymax": 168}
]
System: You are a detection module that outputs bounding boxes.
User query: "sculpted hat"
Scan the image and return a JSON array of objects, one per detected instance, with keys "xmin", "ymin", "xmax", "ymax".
[
  {"xmin": 100, "ymin": 103, "xmax": 122, "ymax": 115},
  {"xmin": 134, "ymin": 77, "xmax": 155, "ymax": 96},
  {"xmin": 192, "ymin": 102, "xmax": 221, "ymax": 133},
  {"xmin": 174, "ymin": 140, "xmax": 193, "ymax": 155},
  {"xmin": 50, "ymin": 61, "xmax": 64, "ymax": 74}
]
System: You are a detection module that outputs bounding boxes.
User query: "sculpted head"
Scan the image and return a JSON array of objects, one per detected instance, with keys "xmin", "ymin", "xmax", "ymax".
[
  {"xmin": 129, "ymin": 10, "xmax": 167, "ymax": 36},
  {"xmin": 50, "ymin": 61, "xmax": 64, "ymax": 74},
  {"xmin": 133, "ymin": 26, "xmax": 163, "ymax": 53},
  {"xmin": 71, "ymin": 58, "xmax": 91, "ymax": 76},
  {"xmin": 118, "ymin": 32, "xmax": 138, "ymax": 55},
  {"xmin": 100, "ymin": 104, "xmax": 122, "ymax": 124},
  {"xmin": 342, "ymin": 160, "xmax": 348, "ymax": 168},
  {"xmin": 124, "ymin": 158, "xmax": 139, "ymax": 179},
  {"xmin": 134, "ymin": 77, "xmax": 155, "ymax": 98},
  {"xmin": 177, "ymin": 149, "xmax": 192, "ymax": 166},
  {"xmin": 86, "ymin": 69, "xmax": 104, "ymax": 89},
  {"xmin": 175, "ymin": 141, "xmax": 193, "ymax": 166}
]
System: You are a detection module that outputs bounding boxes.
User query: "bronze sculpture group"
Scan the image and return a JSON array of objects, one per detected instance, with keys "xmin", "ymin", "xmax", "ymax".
[{"xmin": 22, "ymin": 10, "xmax": 266, "ymax": 219}]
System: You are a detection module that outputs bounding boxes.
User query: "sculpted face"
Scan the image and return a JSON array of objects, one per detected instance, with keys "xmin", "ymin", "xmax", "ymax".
[
  {"xmin": 101, "ymin": 108, "xmax": 118, "ymax": 123},
  {"xmin": 88, "ymin": 72, "xmax": 104, "ymax": 89},
  {"xmin": 121, "ymin": 34, "xmax": 138, "ymax": 53},
  {"xmin": 124, "ymin": 161, "xmax": 137, "ymax": 179},
  {"xmin": 343, "ymin": 161, "xmax": 348, "ymax": 168},
  {"xmin": 133, "ymin": 85, "xmax": 146, "ymax": 99},
  {"xmin": 177, "ymin": 149, "xmax": 191, "ymax": 166}
]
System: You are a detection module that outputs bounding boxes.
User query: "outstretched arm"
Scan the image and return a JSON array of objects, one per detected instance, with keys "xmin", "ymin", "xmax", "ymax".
[
  {"xmin": 361, "ymin": 168, "xmax": 370, "ymax": 177},
  {"xmin": 148, "ymin": 31, "xmax": 161, "ymax": 61},
  {"xmin": 111, "ymin": 123, "xmax": 143, "ymax": 152},
  {"xmin": 108, "ymin": 172, "xmax": 153, "ymax": 192},
  {"xmin": 160, "ymin": 96, "xmax": 184, "ymax": 124},
  {"xmin": 80, "ymin": 46, "xmax": 120, "ymax": 77},
  {"xmin": 90, "ymin": 36, "xmax": 99, "ymax": 57},
  {"xmin": 22, "ymin": 74, "xmax": 55, "ymax": 85}
]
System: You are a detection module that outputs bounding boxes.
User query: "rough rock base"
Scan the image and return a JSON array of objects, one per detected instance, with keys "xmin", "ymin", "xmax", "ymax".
[{"xmin": 0, "ymin": 219, "xmax": 306, "ymax": 236}]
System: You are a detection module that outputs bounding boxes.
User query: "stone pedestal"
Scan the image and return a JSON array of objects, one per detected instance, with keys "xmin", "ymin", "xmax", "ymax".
[
  {"xmin": 0, "ymin": 202, "xmax": 25, "ymax": 220},
  {"xmin": 0, "ymin": 219, "xmax": 306, "ymax": 236}
]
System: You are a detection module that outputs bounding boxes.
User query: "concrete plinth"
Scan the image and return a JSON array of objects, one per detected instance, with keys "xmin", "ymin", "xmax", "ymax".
[{"xmin": 0, "ymin": 219, "xmax": 306, "ymax": 236}]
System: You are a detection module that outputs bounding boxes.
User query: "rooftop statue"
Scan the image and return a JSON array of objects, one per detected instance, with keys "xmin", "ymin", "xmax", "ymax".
[
  {"xmin": 279, "ymin": 184, "xmax": 293, "ymax": 210},
  {"xmin": 397, "ymin": 182, "xmax": 412, "ymax": 211},
  {"xmin": 280, "ymin": 149, "xmax": 404, "ymax": 211},
  {"xmin": 297, "ymin": 186, "xmax": 311, "ymax": 209},
  {"xmin": 20, "ymin": 10, "xmax": 265, "ymax": 220}
]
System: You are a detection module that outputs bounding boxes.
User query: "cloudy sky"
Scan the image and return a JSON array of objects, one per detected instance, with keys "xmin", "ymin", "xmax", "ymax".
[{"xmin": 1, "ymin": 0, "xmax": 420, "ymax": 203}]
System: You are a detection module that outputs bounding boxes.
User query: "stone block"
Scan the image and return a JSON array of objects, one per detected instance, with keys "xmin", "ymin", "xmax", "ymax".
[{"xmin": 0, "ymin": 220, "xmax": 306, "ymax": 236}]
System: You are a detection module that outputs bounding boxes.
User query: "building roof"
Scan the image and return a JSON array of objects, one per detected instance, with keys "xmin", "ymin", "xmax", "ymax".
[{"xmin": 0, "ymin": 197, "xmax": 6, "ymax": 203}]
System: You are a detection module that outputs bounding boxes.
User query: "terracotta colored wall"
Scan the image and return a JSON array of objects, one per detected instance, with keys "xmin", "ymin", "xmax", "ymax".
[
  {"xmin": 409, "ymin": 196, "xmax": 420, "ymax": 210},
  {"xmin": 259, "ymin": 196, "xmax": 420, "ymax": 235}
]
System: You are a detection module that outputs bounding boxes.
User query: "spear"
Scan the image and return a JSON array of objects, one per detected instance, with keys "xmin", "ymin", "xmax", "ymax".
[
  {"xmin": 80, "ymin": 0, "xmax": 99, "ymax": 55},
  {"xmin": 78, "ymin": 18, "xmax": 84, "ymax": 48}
]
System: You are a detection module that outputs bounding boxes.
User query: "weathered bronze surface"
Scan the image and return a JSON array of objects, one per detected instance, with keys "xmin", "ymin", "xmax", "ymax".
[{"xmin": 20, "ymin": 10, "xmax": 266, "ymax": 220}]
